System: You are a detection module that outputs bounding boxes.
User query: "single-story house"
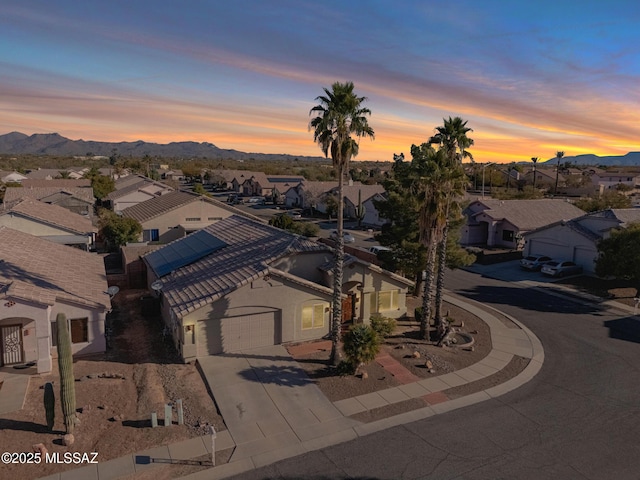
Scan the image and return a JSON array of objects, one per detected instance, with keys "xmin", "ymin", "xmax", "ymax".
[
  {"xmin": 21, "ymin": 179, "xmax": 92, "ymax": 189},
  {"xmin": 3, "ymin": 186, "xmax": 95, "ymax": 218},
  {"xmin": 0, "ymin": 198, "xmax": 96, "ymax": 250},
  {"xmin": 121, "ymin": 190, "xmax": 260, "ymax": 243},
  {"xmin": 339, "ymin": 184, "xmax": 387, "ymax": 227},
  {"xmin": 104, "ymin": 175, "xmax": 174, "ymax": 213},
  {"xmin": 523, "ymin": 208, "xmax": 640, "ymax": 273},
  {"xmin": 284, "ymin": 181, "xmax": 338, "ymax": 209},
  {"xmin": 0, "ymin": 227, "xmax": 111, "ymax": 373},
  {"xmin": 0, "ymin": 171, "xmax": 28, "ymax": 183},
  {"xmin": 240, "ymin": 172, "xmax": 305, "ymax": 198},
  {"xmin": 461, "ymin": 199, "xmax": 585, "ymax": 249},
  {"xmin": 142, "ymin": 215, "xmax": 412, "ymax": 362}
]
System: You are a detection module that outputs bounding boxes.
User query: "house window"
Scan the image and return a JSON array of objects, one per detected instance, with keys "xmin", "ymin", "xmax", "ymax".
[
  {"xmin": 502, "ymin": 230, "xmax": 515, "ymax": 242},
  {"xmin": 370, "ymin": 290, "xmax": 399, "ymax": 313},
  {"xmin": 143, "ymin": 229, "xmax": 159, "ymax": 242},
  {"xmin": 185, "ymin": 217, "xmax": 201, "ymax": 222},
  {"xmin": 302, "ymin": 304, "xmax": 326, "ymax": 330},
  {"xmin": 70, "ymin": 318, "xmax": 88, "ymax": 343}
]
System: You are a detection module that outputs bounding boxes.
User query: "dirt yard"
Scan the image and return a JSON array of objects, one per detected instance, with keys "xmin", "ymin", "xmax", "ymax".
[
  {"xmin": 557, "ymin": 275, "xmax": 638, "ymax": 307},
  {"xmin": 290, "ymin": 298, "xmax": 530, "ymax": 423},
  {"xmin": 0, "ymin": 290, "xmax": 225, "ymax": 480}
]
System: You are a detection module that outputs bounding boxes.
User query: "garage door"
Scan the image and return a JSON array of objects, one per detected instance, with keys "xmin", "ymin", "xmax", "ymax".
[
  {"xmin": 528, "ymin": 239, "xmax": 569, "ymax": 259},
  {"xmin": 574, "ymin": 246, "xmax": 597, "ymax": 273},
  {"xmin": 198, "ymin": 312, "xmax": 278, "ymax": 356}
]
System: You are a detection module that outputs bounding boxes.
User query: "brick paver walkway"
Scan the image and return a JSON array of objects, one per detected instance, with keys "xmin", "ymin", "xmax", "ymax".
[{"xmin": 375, "ymin": 351, "xmax": 420, "ymax": 385}]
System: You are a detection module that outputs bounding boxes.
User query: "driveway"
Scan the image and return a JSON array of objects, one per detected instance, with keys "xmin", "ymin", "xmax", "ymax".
[
  {"xmin": 197, "ymin": 346, "xmax": 359, "ymax": 463},
  {"xmin": 464, "ymin": 259, "xmax": 562, "ymax": 284}
]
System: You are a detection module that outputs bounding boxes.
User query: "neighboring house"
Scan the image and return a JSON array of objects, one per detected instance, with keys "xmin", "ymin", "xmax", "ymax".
[
  {"xmin": 0, "ymin": 227, "xmax": 111, "ymax": 373},
  {"xmin": 121, "ymin": 190, "xmax": 258, "ymax": 243},
  {"xmin": 24, "ymin": 167, "xmax": 86, "ymax": 180},
  {"xmin": 590, "ymin": 172, "xmax": 640, "ymax": 190},
  {"xmin": 0, "ymin": 171, "xmax": 28, "ymax": 183},
  {"xmin": 3, "ymin": 186, "xmax": 95, "ymax": 218},
  {"xmin": 21, "ymin": 179, "xmax": 92, "ymax": 189},
  {"xmin": 240, "ymin": 173, "xmax": 306, "ymax": 198},
  {"xmin": 284, "ymin": 181, "xmax": 338, "ymax": 209},
  {"xmin": 162, "ymin": 169, "xmax": 184, "ymax": 181},
  {"xmin": 461, "ymin": 199, "xmax": 585, "ymax": 249},
  {"xmin": 523, "ymin": 208, "xmax": 640, "ymax": 273},
  {"xmin": 524, "ymin": 168, "xmax": 563, "ymax": 188},
  {"xmin": 338, "ymin": 184, "xmax": 387, "ymax": 226},
  {"xmin": 0, "ymin": 198, "xmax": 96, "ymax": 250},
  {"xmin": 104, "ymin": 175, "xmax": 173, "ymax": 213},
  {"xmin": 142, "ymin": 215, "xmax": 412, "ymax": 362}
]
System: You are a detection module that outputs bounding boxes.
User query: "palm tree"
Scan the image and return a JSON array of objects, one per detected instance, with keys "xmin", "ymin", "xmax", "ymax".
[
  {"xmin": 309, "ymin": 81, "xmax": 374, "ymax": 365},
  {"xmin": 428, "ymin": 117, "xmax": 473, "ymax": 337},
  {"xmin": 554, "ymin": 151, "xmax": 564, "ymax": 195},
  {"xmin": 531, "ymin": 157, "xmax": 539, "ymax": 190}
]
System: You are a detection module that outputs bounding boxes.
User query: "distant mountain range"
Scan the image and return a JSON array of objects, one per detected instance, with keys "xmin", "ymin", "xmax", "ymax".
[
  {"xmin": 0, "ymin": 132, "xmax": 327, "ymax": 162},
  {"xmin": 2, "ymin": 132, "xmax": 640, "ymax": 166},
  {"xmin": 535, "ymin": 152, "xmax": 640, "ymax": 167}
]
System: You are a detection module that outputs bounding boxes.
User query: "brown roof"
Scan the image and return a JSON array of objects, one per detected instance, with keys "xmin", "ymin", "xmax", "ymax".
[
  {"xmin": 25, "ymin": 168, "xmax": 84, "ymax": 180},
  {"xmin": 3, "ymin": 199, "xmax": 96, "ymax": 234},
  {"xmin": 331, "ymin": 184, "xmax": 385, "ymax": 205},
  {"xmin": 21, "ymin": 179, "xmax": 92, "ymax": 188},
  {"xmin": 4, "ymin": 186, "xmax": 95, "ymax": 204},
  {"xmin": 0, "ymin": 227, "xmax": 110, "ymax": 309},
  {"xmin": 105, "ymin": 176, "xmax": 172, "ymax": 200},
  {"xmin": 144, "ymin": 215, "xmax": 330, "ymax": 318},
  {"xmin": 472, "ymin": 199, "xmax": 585, "ymax": 231}
]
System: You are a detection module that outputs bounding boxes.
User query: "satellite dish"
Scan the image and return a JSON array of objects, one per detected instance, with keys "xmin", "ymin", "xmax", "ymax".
[
  {"xmin": 107, "ymin": 286, "xmax": 120, "ymax": 297},
  {"xmin": 150, "ymin": 280, "xmax": 163, "ymax": 292}
]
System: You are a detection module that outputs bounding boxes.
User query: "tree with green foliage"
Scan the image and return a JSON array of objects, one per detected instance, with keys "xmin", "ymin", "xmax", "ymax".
[
  {"xmin": 574, "ymin": 191, "xmax": 632, "ymax": 212},
  {"xmin": 342, "ymin": 324, "xmax": 380, "ymax": 376},
  {"xmin": 309, "ymin": 81, "xmax": 375, "ymax": 365},
  {"xmin": 98, "ymin": 209, "xmax": 142, "ymax": 249},
  {"xmin": 192, "ymin": 183, "xmax": 208, "ymax": 195},
  {"xmin": 596, "ymin": 223, "xmax": 640, "ymax": 295}
]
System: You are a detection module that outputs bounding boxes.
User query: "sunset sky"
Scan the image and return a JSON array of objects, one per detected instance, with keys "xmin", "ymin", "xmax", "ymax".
[{"xmin": 2, "ymin": 1, "xmax": 640, "ymax": 163}]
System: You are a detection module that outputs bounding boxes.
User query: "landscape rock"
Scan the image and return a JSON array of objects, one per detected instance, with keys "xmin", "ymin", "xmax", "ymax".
[
  {"xmin": 62, "ymin": 434, "xmax": 74, "ymax": 446},
  {"xmin": 32, "ymin": 443, "xmax": 48, "ymax": 455},
  {"xmin": 425, "ymin": 360, "xmax": 433, "ymax": 369},
  {"xmin": 360, "ymin": 371, "xmax": 368, "ymax": 379},
  {"xmin": 412, "ymin": 351, "xmax": 421, "ymax": 359}
]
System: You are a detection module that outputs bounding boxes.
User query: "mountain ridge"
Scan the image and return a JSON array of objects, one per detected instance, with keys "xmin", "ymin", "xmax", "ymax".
[{"xmin": 0, "ymin": 132, "xmax": 328, "ymax": 162}]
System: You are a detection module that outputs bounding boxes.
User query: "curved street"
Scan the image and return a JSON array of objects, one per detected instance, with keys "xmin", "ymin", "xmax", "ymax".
[{"xmin": 230, "ymin": 268, "xmax": 640, "ymax": 480}]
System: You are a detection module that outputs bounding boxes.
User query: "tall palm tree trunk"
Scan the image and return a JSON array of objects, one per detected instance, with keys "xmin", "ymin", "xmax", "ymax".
[
  {"xmin": 434, "ymin": 220, "xmax": 449, "ymax": 337},
  {"xmin": 330, "ymin": 166, "xmax": 345, "ymax": 365},
  {"xmin": 420, "ymin": 240, "xmax": 437, "ymax": 340}
]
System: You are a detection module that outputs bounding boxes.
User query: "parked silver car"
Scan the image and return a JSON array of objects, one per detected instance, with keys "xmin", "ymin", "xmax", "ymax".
[
  {"xmin": 520, "ymin": 255, "xmax": 552, "ymax": 271},
  {"xmin": 330, "ymin": 230, "xmax": 355, "ymax": 243},
  {"xmin": 541, "ymin": 260, "xmax": 583, "ymax": 277}
]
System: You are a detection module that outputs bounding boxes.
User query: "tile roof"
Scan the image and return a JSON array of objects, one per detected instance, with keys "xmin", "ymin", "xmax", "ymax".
[
  {"xmin": 472, "ymin": 199, "xmax": 584, "ymax": 231},
  {"xmin": 144, "ymin": 215, "xmax": 329, "ymax": 318},
  {"xmin": 0, "ymin": 227, "xmax": 110, "ymax": 309},
  {"xmin": 606, "ymin": 208, "xmax": 640, "ymax": 226},
  {"xmin": 121, "ymin": 190, "xmax": 264, "ymax": 223},
  {"xmin": 4, "ymin": 186, "xmax": 95, "ymax": 204},
  {"xmin": 21, "ymin": 179, "xmax": 92, "ymax": 188},
  {"xmin": 105, "ymin": 177, "xmax": 173, "ymax": 200},
  {"xmin": 2, "ymin": 198, "xmax": 96, "ymax": 234},
  {"xmin": 25, "ymin": 168, "xmax": 84, "ymax": 180},
  {"xmin": 330, "ymin": 184, "xmax": 385, "ymax": 205}
]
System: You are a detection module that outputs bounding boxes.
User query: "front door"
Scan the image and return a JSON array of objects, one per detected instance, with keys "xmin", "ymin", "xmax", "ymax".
[{"xmin": 1, "ymin": 325, "xmax": 23, "ymax": 366}]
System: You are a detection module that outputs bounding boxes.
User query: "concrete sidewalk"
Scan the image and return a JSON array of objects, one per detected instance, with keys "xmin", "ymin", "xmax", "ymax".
[
  {"xmin": 35, "ymin": 293, "xmax": 544, "ymax": 480},
  {"xmin": 0, "ymin": 371, "xmax": 30, "ymax": 415}
]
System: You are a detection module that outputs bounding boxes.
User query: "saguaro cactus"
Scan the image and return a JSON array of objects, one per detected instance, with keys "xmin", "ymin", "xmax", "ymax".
[
  {"xmin": 56, "ymin": 313, "xmax": 76, "ymax": 434},
  {"xmin": 43, "ymin": 382, "xmax": 55, "ymax": 431},
  {"xmin": 355, "ymin": 189, "xmax": 366, "ymax": 228}
]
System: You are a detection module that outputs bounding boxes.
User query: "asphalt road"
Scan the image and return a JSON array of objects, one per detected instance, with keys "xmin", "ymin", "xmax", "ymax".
[{"xmin": 229, "ymin": 268, "xmax": 640, "ymax": 480}]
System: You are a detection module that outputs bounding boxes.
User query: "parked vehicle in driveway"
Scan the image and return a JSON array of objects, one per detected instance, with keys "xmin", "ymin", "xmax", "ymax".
[
  {"xmin": 285, "ymin": 210, "xmax": 302, "ymax": 220},
  {"xmin": 541, "ymin": 260, "xmax": 583, "ymax": 277},
  {"xmin": 330, "ymin": 230, "xmax": 355, "ymax": 243},
  {"xmin": 369, "ymin": 246, "xmax": 391, "ymax": 255},
  {"xmin": 520, "ymin": 255, "xmax": 553, "ymax": 271}
]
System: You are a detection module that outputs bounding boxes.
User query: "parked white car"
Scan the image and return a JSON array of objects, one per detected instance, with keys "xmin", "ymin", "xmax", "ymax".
[
  {"xmin": 369, "ymin": 246, "xmax": 391, "ymax": 255},
  {"xmin": 520, "ymin": 255, "xmax": 553, "ymax": 271},
  {"xmin": 541, "ymin": 260, "xmax": 583, "ymax": 277}
]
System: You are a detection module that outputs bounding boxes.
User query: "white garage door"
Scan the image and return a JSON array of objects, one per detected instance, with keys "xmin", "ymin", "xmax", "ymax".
[
  {"xmin": 198, "ymin": 312, "xmax": 278, "ymax": 356},
  {"xmin": 528, "ymin": 239, "xmax": 569, "ymax": 259},
  {"xmin": 574, "ymin": 246, "xmax": 597, "ymax": 273}
]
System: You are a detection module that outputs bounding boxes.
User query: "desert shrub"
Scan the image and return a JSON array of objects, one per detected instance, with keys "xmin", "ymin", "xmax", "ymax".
[
  {"xmin": 414, "ymin": 307, "xmax": 423, "ymax": 323},
  {"xmin": 336, "ymin": 360, "xmax": 356, "ymax": 376},
  {"xmin": 342, "ymin": 324, "xmax": 380, "ymax": 372},
  {"xmin": 296, "ymin": 221, "xmax": 319, "ymax": 237},
  {"xmin": 370, "ymin": 314, "xmax": 396, "ymax": 338}
]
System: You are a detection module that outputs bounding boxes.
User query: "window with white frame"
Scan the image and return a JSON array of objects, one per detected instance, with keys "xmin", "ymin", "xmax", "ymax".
[{"xmin": 302, "ymin": 304, "xmax": 326, "ymax": 330}]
